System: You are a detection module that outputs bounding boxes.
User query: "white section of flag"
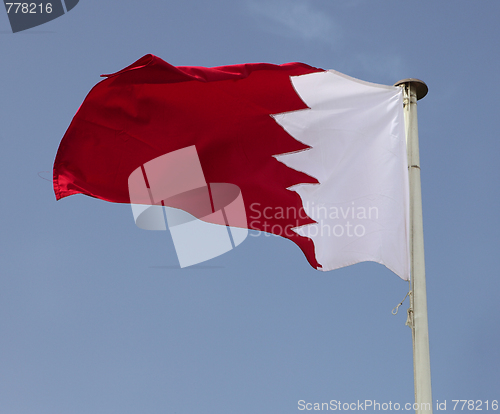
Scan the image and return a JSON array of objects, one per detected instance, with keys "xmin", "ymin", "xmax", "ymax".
[{"xmin": 273, "ymin": 70, "xmax": 410, "ymax": 280}]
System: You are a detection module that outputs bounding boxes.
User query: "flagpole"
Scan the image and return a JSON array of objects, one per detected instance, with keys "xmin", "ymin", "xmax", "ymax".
[{"xmin": 394, "ymin": 79, "xmax": 432, "ymax": 414}]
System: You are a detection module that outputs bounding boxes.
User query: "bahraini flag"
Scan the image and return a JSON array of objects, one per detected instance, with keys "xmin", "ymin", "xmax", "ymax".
[{"xmin": 53, "ymin": 54, "xmax": 409, "ymax": 280}]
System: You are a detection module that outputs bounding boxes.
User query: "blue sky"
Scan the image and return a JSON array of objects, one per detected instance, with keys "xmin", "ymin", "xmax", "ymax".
[{"xmin": 1, "ymin": 1, "xmax": 499, "ymax": 413}]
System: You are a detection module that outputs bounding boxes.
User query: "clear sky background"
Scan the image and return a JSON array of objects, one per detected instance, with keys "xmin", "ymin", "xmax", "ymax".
[{"xmin": 1, "ymin": 1, "xmax": 499, "ymax": 413}]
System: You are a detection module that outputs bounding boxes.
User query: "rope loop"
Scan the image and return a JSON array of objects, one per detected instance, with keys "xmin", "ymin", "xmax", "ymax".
[{"xmin": 392, "ymin": 291, "xmax": 410, "ymax": 315}]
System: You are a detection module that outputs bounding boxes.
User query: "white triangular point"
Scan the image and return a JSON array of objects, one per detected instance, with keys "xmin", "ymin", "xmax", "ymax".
[{"xmin": 272, "ymin": 70, "xmax": 410, "ymax": 280}]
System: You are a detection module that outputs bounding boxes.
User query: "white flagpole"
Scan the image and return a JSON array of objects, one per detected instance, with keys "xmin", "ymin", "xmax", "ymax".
[{"xmin": 394, "ymin": 79, "xmax": 432, "ymax": 414}]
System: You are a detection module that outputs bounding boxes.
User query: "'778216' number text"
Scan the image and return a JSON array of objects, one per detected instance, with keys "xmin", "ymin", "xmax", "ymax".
[
  {"xmin": 451, "ymin": 400, "xmax": 498, "ymax": 410},
  {"xmin": 5, "ymin": 3, "xmax": 52, "ymax": 13}
]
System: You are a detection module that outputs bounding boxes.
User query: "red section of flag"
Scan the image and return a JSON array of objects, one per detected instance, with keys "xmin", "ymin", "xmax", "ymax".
[{"xmin": 53, "ymin": 54, "xmax": 324, "ymax": 268}]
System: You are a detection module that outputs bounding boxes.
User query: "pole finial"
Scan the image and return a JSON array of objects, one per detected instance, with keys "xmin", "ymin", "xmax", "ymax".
[{"xmin": 394, "ymin": 79, "xmax": 428, "ymax": 100}]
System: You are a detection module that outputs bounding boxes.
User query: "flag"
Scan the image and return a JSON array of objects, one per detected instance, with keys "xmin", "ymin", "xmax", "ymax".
[{"xmin": 53, "ymin": 54, "xmax": 409, "ymax": 280}]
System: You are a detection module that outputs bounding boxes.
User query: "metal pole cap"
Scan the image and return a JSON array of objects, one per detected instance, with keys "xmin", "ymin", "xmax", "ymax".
[{"xmin": 394, "ymin": 78, "xmax": 428, "ymax": 100}]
